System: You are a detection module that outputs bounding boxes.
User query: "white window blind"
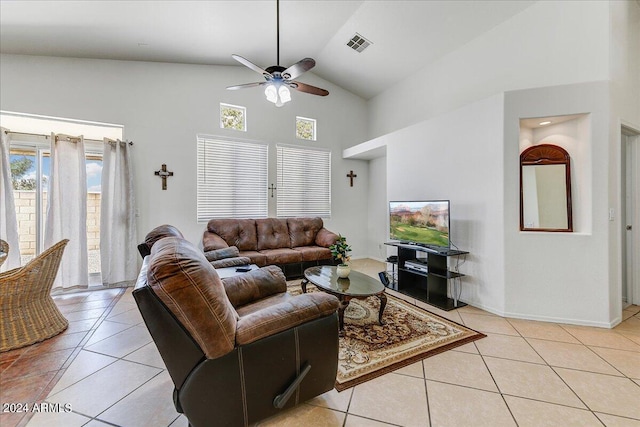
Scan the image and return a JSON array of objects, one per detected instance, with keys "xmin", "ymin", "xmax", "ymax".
[
  {"xmin": 277, "ymin": 144, "xmax": 331, "ymax": 217},
  {"xmin": 197, "ymin": 135, "xmax": 268, "ymax": 221}
]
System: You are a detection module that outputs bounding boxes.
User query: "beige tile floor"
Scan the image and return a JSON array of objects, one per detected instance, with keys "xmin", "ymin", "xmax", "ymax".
[{"xmin": 3, "ymin": 259, "xmax": 639, "ymax": 427}]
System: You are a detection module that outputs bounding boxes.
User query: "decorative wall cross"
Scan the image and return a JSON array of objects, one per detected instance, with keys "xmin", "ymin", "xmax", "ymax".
[
  {"xmin": 268, "ymin": 183, "xmax": 277, "ymax": 198},
  {"xmin": 154, "ymin": 164, "xmax": 174, "ymax": 190},
  {"xmin": 347, "ymin": 170, "xmax": 357, "ymax": 187}
]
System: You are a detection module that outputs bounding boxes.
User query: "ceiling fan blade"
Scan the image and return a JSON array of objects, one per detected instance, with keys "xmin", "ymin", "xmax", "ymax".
[
  {"xmin": 226, "ymin": 82, "xmax": 266, "ymax": 90},
  {"xmin": 231, "ymin": 54, "xmax": 271, "ymax": 77},
  {"xmin": 282, "ymin": 58, "xmax": 316, "ymax": 80},
  {"xmin": 288, "ymin": 81, "xmax": 329, "ymax": 97}
]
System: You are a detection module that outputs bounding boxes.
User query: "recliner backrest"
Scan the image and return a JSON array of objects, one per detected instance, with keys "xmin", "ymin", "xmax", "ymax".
[{"xmin": 146, "ymin": 237, "xmax": 239, "ymax": 359}]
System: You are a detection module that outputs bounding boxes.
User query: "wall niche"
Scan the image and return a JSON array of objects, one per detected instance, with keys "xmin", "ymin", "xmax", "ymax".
[{"xmin": 518, "ymin": 113, "xmax": 591, "ymax": 234}]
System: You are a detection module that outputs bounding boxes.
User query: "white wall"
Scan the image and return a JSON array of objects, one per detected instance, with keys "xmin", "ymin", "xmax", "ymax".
[
  {"xmin": 380, "ymin": 94, "xmax": 506, "ymax": 313},
  {"xmin": 504, "ymin": 81, "xmax": 612, "ymax": 327},
  {"xmin": 366, "ymin": 155, "xmax": 387, "ymax": 261},
  {"xmin": 608, "ymin": 0, "xmax": 640, "ymax": 322},
  {"xmin": 0, "ymin": 54, "xmax": 370, "ymax": 255},
  {"xmin": 348, "ymin": 0, "xmax": 639, "ymax": 326},
  {"xmin": 367, "ymin": 0, "xmax": 610, "ymax": 139}
]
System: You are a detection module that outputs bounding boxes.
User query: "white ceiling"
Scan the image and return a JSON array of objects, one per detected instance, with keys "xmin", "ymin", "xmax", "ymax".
[{"xmin": 0, "ymin": 0, "xmax": 535, "ymax": 99}]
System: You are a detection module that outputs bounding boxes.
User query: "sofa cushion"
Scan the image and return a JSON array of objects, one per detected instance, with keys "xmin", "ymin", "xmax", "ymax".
[
  {"xmin": 238, "ymin": 250, "xmax": 268, "ymax": 267},
  {"xmin": 146, "ymin": 237, "xmax": 238, "ymax": 360},
  {"xmin": 256, "ymin": 218, "xmax": 291, "ymax": 250},
  {"xmin": 209, "ymin": 257, "xmax": 252, "ymax": 269},
  {"xmin": 292, "ymin": 246, "xmax": 332, "ymax": 262},
  {"xmin": 260, "ymin": 248, "xmax": 303, "ymax": 265},
  {"xmin": 204, "ymin": 246, "xmax": 240, "ymax": 262},
  {"xmin": 206, "ymin": 219, "xmax": 258, "ymax": 251},
  {"xmin": 287, "ymin": 217, "xmax": 323, "ymax": 248}
]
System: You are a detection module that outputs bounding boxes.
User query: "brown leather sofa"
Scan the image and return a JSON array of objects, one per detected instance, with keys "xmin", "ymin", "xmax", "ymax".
[
  {"xmin": 134, "ymin": 233, "xmax": 340, "ymax": 427},
  {"xmin": 202, "ymin": 217, "xmax": 339, "ymax": 278}
]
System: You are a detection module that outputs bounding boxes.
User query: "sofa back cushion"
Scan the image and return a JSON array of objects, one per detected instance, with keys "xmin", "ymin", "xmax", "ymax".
[
  {"xmin": 287, "ymin": 217, "xmax": 323, "ymax": 248},
  {"xmin": 147, "ymin": 237, "xmax": 238, "ymax": 359},
  {"xmin": 256, "ymin": 218, "xmax": 291, "ymax": 250},
  {"xmin": 206, "ymin": 219, "xmax": 258, "ymax": 251}
]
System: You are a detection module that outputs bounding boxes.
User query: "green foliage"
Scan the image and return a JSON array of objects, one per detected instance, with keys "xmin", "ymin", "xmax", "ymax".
[
  {"xmin": 221, "ymin": 106, "xmax": 245, "ymax": 131},
  {"xmin": 329, "ymin": 234, "xmax": 352, "ymax": 265},
  {"xmin": 10, "ymin": 156, "xmax": 32, "ymax": 177},
  {"xmin": 296, "ymin": 118, "xmax": 315, "ymax": 140},
  {"xmin": 10, "ymin": 156, "xmax": 39, "ymax": 190}
]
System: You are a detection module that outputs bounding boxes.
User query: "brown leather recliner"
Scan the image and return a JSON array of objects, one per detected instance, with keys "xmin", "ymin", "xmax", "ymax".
[{"xmin": 133, "ymin": 234, "xmax": 340, "ymax": 427}]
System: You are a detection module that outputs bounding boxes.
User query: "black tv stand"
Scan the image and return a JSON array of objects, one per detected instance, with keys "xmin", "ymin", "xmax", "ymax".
[{"xmin": 384, "ymin": 242, "xmax": 469, "ymax": 311}]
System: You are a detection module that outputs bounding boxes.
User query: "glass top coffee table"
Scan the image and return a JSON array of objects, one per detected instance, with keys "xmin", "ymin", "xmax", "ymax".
[{"xmin": 302, "ymin": 265, "xmax": 387, "ymax": 335}]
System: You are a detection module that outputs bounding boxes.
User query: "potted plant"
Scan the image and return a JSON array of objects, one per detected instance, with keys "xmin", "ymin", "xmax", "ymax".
[{"xmin": 330, "ymin": 234, "xmax": 352, "ymax": 278}]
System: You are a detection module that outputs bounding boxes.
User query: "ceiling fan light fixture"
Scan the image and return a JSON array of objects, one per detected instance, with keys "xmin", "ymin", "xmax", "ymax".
[
  {"xmin": 279, "ymin": 85, "xmax": 291, "ymax": 104},
  {"xmin": 227, "ymin": 0, "xmax": 328, "ymax": 105},
  {"xmin": 265, "ymin": 84, "xmax": 278, "ymax": 104},
  {"xmin": 264, "ymin": 82, "xmax": 291, "ymax": 107}
]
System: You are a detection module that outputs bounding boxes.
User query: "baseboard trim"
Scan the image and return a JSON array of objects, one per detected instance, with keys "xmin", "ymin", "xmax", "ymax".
[{"xmin": 463, "ymin": 300, "xmax": 618, "ymax": 329}]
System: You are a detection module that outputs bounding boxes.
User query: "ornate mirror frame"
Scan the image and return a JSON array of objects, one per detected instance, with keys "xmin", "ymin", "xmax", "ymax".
[{"xmin": 520, "ymin": 144, "xmax": 573, "ymax": 232}]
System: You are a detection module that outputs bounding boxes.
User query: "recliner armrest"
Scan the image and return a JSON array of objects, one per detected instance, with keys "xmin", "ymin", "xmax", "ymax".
[
  {"xmin": 236, "ymin": 293, "xmax": 339, "ymax": 345},
  {"xmin": 221, "ymin": 265, "xmax": 287, "ymax": 308}
]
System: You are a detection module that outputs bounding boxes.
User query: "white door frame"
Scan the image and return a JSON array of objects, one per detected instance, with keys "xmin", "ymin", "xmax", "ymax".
[{"xmin": 621, "ymin": 123, "xmax": 640, "ymax": 307}]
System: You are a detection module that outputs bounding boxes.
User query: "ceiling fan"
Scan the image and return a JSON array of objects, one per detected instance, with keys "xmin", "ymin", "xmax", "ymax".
[{"xmin": 226, "ymin": 0, "xmax": 329, "ymax": 107}]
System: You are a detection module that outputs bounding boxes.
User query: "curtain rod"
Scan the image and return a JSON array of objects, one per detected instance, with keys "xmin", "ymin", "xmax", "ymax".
[{"xmin": 3, "ymin": 130, "xmax": 133, "ymax": 145}]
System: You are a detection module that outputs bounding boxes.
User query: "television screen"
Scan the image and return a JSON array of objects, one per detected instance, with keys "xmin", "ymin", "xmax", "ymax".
[{"xmin": 389, "ymin": 200, "xmax": 450, "ymax": 249}]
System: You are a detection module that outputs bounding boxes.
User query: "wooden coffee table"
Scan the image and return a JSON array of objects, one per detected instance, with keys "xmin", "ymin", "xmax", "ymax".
[{"xmin": 301, "ymin": 266, "xmax": 387, "ymax": 335}]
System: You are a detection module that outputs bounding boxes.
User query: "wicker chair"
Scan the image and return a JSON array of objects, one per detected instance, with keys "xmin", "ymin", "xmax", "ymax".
[
  {"xmin": 0, "ymin": 239, "xmax": 69, "ymax": 352},
  {"xmin": 0, "ymin": 239, "xmax": 8, "ymax": 267}
]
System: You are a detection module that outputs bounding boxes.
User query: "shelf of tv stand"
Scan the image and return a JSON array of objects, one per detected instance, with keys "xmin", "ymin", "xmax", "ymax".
[{"xmin": 385, "ymin": 242, "xmax": 468, "ymax": 311}]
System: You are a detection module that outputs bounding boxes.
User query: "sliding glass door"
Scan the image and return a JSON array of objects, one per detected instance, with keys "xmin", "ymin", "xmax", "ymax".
[
  {"xmin": 10, "ymin": 145, "xmax": 49, "ymax": 264},
  {"xmin": 10, "ymin": 143, "xmax": 103, "ymax": 277}
]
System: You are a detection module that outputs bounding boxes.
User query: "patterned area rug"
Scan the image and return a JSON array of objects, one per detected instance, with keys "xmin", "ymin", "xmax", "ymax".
[{"xmin": 288, "ymin": 282, "xmax": 485, "ymax": 391}]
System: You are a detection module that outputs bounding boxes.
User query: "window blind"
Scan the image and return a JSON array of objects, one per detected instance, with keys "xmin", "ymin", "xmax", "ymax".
[
  {"xmin": 277, "ymin": 144, "xmax": 331, "ymax": 218},
  {"xmin": 197, "ymin": 135, "xmax": 268, "ymax": 221}
]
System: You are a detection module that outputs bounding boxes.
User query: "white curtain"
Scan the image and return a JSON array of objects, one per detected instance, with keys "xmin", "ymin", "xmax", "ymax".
[
  {"xmin": 100, "ymin": 139, "xmax": 137, "ymax": 286},
  {"xmin": 44, "ymin": 133, "xmax": 88, "ymax": 290},
  {"xmin": 0, "ymin": 127, "xmax": 21, "ymax": 271}
]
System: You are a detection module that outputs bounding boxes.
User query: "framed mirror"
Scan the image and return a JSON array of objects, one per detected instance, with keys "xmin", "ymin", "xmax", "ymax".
[{"xmin": 520, "ymin": 144, "xmax": 573, "ymax": 232}]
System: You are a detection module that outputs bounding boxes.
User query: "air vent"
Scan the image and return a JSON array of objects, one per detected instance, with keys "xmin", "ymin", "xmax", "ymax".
[{"xmin": 346, "ymin": 33, "xmax": 372, "ymax": 53}]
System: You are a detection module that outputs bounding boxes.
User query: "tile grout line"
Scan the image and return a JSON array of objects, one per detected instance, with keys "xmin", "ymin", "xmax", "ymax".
[
  {"xmin": 475, "ymin": 317, "xmax": 598, "ymax": 425},
  {"xmin": 90, "ymin": 369, "xmax": 166, "ymax": 427},
  {"xmin": 16, "ymin": 288, "xmax": 127, "ymax": 427}
]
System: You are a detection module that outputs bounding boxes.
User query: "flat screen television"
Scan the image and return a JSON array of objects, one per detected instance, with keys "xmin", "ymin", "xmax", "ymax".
[{"xmin": 389, "ymin": 200, "xmax": 450, "ymax": 251}]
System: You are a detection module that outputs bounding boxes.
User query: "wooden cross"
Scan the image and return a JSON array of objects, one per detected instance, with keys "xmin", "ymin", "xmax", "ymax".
[
  {"xmin": 268, "ymin": 183, "xmax": 277, "ymax": 198},
  {"xmin": 347, "ymin": 170, "xmax": 357, "ymax": 187},
  {"xmin": 154, "ymin": 164, "xmax": 174, "ymax": 190}
]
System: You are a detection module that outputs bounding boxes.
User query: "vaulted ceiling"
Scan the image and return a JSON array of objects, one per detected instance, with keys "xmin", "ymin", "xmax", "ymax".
[{"xmin": 0, "ymin": 0, "xmax": 535, "ymax": 99}]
